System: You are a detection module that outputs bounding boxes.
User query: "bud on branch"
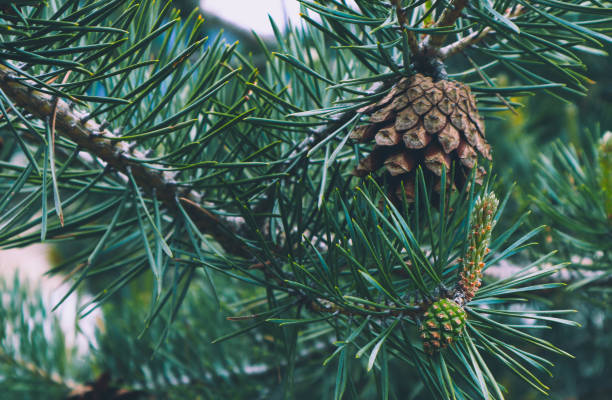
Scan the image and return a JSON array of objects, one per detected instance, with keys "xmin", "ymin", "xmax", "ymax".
[{"xmin": 457, "ymin": 192, "xmax": 499, "ymax": 302}]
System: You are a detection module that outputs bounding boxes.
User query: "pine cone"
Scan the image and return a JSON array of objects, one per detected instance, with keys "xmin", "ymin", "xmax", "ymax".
[
  {"xmin": 420, "ymin": 298, "xmax": 467, "ymax": 354},
  {"xmin": 351, "ymin": 74, "xmax": 491, "ymax": 201}
]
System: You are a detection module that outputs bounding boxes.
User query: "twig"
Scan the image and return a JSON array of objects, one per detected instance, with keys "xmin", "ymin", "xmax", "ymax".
[
  {"xmin": 309, "ymin": 297, "xmax": 424, "ymax": 319},
  {"xmin": 420, "ymin": 0, "xmax": 470, "ymax": 53},
  {"xmin": 0, "ymin": 64, "xmax": 249, "ymax": 257},
  {"xmin": 0, "ymin": 347, "xmax": 82, "ymax": 392},
  {"xmin": 439, "ymin": 5, "xmax": 525, "ymax": 59},
  {"xmin": 391, "ymin": 0, "xmax": 419, "ymax": 55},
  {"xmin": 439, "ymin": 27, "xmax": 490, "ymax": 59}
]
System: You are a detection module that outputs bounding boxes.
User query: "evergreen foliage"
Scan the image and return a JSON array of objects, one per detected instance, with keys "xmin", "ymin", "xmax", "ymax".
[
  {"xmin": 532, "ymin": 127, "xmax": 612, "ymax": 289},
  {"xmin": 0, "ymin": 0, "xmax": 611, "ymax": 398}
]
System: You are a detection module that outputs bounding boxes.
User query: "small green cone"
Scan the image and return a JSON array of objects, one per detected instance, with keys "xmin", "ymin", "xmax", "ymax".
[{"xmin": 420, "ymin": 298, "xmax": 467, "ymax": 354}]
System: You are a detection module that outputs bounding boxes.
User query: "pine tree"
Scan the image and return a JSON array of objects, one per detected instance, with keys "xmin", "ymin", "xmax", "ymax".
[{"xmin": 0, "ymin": 0, "xmax": 611, "ymax": 399}]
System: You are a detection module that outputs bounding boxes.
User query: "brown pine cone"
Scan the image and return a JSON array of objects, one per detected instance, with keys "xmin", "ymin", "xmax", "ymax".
[{"xmin": 351, "ymin": 73, "xmax": 491, "ymax": 201}]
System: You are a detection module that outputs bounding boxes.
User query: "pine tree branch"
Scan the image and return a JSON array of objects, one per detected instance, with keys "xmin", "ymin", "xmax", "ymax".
[
  {"xmin": 245, "ymin": 83, "xmax": 386, "ymax": 247},
  {"xmin": 310, "ymin": 297, "xmax": 423, "ymax": 319},
  {"xmin": 439, "ymin": 27, "xmax": 490, "ymax": 60},
  {"xmin": 391, "ymin": 0, "xmax": 419, "ymax": 55},
  {"xmin": 420, "ymin": 0, "xmax": 469, "ymax": 53},
  {"xmin": 438, "ymin": 5, "xmax": 525, "ymax": 60},
  {"xmin": 0, "ymin": 347, "xmax": 78, "ymax": 393},
  {"xmin": 0, "ymin": 64, "xmax": 249, "ymax": 257}
]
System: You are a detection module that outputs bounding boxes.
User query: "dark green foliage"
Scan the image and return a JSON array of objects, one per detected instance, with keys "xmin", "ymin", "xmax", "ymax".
[
  {"xmin": 531, "ymin": 127, "xmax": 612, "ymax": 288},
  {"xmin": 275, "ymin": 178, "xmax": 577, "ymax": 399},
  {"xmin": 0, "ymin": 277, "xmax": 76, "ymax": 400}
]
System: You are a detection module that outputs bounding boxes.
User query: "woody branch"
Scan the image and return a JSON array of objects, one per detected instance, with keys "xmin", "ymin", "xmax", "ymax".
[{"xmin": 0, "ymin": 64, "xmax": 250, "ymax": 257}]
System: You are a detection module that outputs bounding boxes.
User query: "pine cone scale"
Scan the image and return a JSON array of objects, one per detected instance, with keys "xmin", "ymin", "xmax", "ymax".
[
  {"xmin": 395, "ymin": 108, "xmax": 419, "ymax": 131},
  {"xmin": 375, "ymin": 125, "xmax": 403, "ymax": 146},
  {"xmin": 385, "ymin": 152, "xmax": 416, "ymax": 175},
  {"xmin": 412, "ymin": 97, "xmax": 433, "ymax": 115},
  {"xmin": 370, "ymin": 103, "xmax": 395, "ymax": 123},
  {"xmin": 403, "ymin": 125, "xmax": 431, "ymax": 149},
  {"xmin": 423, "ymin": 108, "xmax": 446, "ymax": 133},
  {"xmin": 424, "ymin": 144, "xmax": 451, "ymax": 176},
  {"xmin": 438, "ymin": 124, "xmax": 460, "ymax": 153},
  {"xmin": 406, "ymin": 85, "xmax": 425, "ymax": 101}
]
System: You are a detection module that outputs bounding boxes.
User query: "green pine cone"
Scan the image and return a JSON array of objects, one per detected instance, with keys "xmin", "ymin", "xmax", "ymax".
[{"xmin": 420, "ymin": 298, "xmax": 467, "ymax": 354}]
